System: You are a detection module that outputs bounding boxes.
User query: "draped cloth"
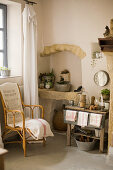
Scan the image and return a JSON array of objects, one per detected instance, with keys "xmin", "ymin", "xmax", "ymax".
[{"xmin": 23, "ymin": 4, "xmax": 39, "ymax": 118}]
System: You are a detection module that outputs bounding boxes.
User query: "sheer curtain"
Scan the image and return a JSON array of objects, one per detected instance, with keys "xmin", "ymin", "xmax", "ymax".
[{"xmin": 23, "ymin": 4, "xmax": 39, "ymax": 118}]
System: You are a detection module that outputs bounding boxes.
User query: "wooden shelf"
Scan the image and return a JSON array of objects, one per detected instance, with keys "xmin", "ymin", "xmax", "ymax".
[
  {"xmin": 39, "ymin": 88, "xmax": 78, "ymax": 102},
  {"xmin": 65, "ymin": 105, "xmax": 108, "ymax": 152},
  {"xmin": 98, "ymin": 38, "xmax": 113, "ymax": 52},
  {"xmin": 72, "ymin": 132, "xmax": 100, "ymax": 140},
  {"xmin": 71, "ymin": 129, "xmax": 108, "ymax": 140},
  {"xmin": 65, "ymin": 105, "xmax": 109, "ymax": 114}
]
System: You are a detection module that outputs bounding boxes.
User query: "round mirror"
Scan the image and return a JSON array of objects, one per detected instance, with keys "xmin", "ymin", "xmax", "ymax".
[{"xmin": 94, "ymin": 70, "xmax": 109, "ymax": 86}]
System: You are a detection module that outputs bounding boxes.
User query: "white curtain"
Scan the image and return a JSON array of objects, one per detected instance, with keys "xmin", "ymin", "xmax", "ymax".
[{"xmin": 23, "ymin": 4, "xmax": 39, "ymax": 118}]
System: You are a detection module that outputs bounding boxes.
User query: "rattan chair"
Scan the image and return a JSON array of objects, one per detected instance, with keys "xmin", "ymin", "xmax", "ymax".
[{"xmin": 0, "ymin": 82, "xmax": 46, "ymax": 157}]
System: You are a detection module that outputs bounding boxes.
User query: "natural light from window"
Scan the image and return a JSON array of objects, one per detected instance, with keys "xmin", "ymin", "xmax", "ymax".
[
  {"xmin": 0, "ymin": 9, "xmax": 3, "ymax": 27},
  {"xmin": 0, "ymin": 4, "xmax": 7, "ymax": 68},
  {"xmin": 0, "ymin": 0, "xmax": 22, "ymax": 77},
  {"xmin": 0, "ymin": 8, "xmax": 3, "ymax": 67}
]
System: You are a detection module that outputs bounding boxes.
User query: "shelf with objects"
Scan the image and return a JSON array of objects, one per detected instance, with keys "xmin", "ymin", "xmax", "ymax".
[
  {"xmin": 98, "ymin": 38, "xmax": 113, "ymax": 52},
  {"xmin": 98, "ymin": 20, "xmax": 113, "ymax": 52},
  {"xmin": 64, "ymin": 105, "xmax": 109, "ymax": 152}
]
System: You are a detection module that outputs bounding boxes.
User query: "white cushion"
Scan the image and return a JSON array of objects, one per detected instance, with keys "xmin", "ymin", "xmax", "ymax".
[{"xmin": 16, "ymin": 118, "xmax": 54, "ymax": 140}]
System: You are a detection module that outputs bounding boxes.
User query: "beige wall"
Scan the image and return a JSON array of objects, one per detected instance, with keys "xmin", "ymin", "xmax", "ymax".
[
  {"xmin": 41, "ymin": 0, "xmax": 113, "ymax": 98},
  {"xmin": 35, "ymin": 0, "xmax": 50, "ymax": 74}
]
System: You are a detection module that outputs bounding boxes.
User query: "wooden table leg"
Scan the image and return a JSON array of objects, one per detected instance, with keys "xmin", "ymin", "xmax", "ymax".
[
  {"xmin": 99, "ymin": 128, "xmax": 105, "ymax": 152},
  {"xmin": 0, "ymin": 156, "xmax": 4, "ymax": 170},
  {"xmin": 67, "ymin": 124, "xmax": 71, "ymax": 146}
]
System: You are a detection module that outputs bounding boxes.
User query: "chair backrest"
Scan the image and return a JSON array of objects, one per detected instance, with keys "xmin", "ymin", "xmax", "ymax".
[{"xmin": 0, "ymin": 82, "xmax": 23, "ymax": 126}]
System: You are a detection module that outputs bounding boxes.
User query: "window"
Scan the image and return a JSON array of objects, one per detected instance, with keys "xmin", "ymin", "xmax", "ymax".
[{"xmin": 0, "ymin": 4, "xmax": 7, "ymax": 67}]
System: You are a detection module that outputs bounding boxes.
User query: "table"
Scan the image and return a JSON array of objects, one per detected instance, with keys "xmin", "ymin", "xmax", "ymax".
[{"xmin": 64, "ymin": 105, "xmax": 109, "ymax": 152}]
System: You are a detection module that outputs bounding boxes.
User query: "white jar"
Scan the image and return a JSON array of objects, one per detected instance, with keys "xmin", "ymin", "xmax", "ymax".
[
  {"xmin": 104, "ymin": 102, "xmax": 110, "ymax": 110},
  {"xmin": 45, "ymin": 83, "xmax": 50, "ymax": 89},
  {"xmin": 95, "ymin": 128, "xmax": 101, "ymax": 137}
]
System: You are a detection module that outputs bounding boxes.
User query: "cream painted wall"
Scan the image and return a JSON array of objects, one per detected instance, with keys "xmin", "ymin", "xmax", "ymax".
[
  {"xmin": 41, "ymin": 0, "xmax": 113, "ymax": 98},
  {"xmin": 34, "ymin": 0, "xmax": 50, "ymax": 74},
  {"xmin": 41, "ymin": 0, "xmax": 82, "ymax": 89}
]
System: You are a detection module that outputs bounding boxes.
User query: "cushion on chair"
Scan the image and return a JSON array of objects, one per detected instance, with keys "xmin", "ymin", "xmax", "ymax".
[
  {"xmin": 0, "ymin": 83, "xmax": 23, "ymax": 125},
  {"xmin": 16, "ymin": 118, "xmax": 54, "ymax": 140}
]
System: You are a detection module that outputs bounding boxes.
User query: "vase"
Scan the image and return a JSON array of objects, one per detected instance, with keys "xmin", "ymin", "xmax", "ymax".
[{"xmin": 53, "ymin": 110, "xmax": 67, "ymax": 131}]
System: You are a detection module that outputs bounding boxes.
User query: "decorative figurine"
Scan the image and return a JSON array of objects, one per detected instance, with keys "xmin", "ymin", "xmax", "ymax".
[
  {"xmin": 103, "ymin": 25, "xmax": 110, "ymax": 37},
  {"xmin": 110, "ymin": 19, "xmax": 113, "ymax": 37},
  {"xmin": 74, "ymin": 86, "xmax": 82, "ymax": 92}
]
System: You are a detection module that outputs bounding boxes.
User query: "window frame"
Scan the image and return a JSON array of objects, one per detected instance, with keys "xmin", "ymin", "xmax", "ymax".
[{"xmin": 0, "ymin": 3, "xmax": 7, "ymax": 67}]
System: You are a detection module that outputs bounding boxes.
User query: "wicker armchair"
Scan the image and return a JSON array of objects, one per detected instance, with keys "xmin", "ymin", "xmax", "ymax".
[{"xmin": 0, "ymin": 82, "xmax": 47, "ymax": 157}]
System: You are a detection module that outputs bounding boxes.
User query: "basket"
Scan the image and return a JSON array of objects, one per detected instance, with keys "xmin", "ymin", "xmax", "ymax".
[
  {"xmin": 55, "ymin": 83, "xmax": 71, "ymax": 92},
  {"xmin": 75, "ymin": 137, "xmax": 96, "ymax": 151}
]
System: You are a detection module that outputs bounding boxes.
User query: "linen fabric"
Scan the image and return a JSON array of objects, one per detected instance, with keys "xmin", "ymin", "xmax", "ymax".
[
  {"xmin": 23, "ymin": 4, "xmax": 38, "ymax": 118},
  {"xmin": 77, "ymin": 111, "xmax": 88, "ymax": 127},
  {"xmin": 9, "ymin": 118, "xmax": 54, "ymax": 140},
  {"xmin": 65, "ymin": 110, "xmax": 77, "ymax": 121},
  {"xmin": 89, "ymin": 113, "xmax": 102, "ymax": 127}
]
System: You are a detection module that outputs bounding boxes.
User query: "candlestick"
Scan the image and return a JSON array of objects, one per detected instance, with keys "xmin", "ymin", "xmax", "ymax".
[{"xmin": 101, "ymin": 94, "xmax": 104, "ymax": 106}]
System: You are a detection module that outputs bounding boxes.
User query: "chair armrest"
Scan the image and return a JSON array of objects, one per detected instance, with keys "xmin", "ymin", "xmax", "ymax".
[
  {"xmin": 22, "ymin": 103, "xmax": 44, "ymax": 119},
  {"xmin": 4, "ymin": 108, "xmax": 25, "ymax": 128}
]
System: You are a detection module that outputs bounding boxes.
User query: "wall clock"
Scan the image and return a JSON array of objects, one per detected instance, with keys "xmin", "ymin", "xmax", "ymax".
[{"xmin": 94, "ymin": 70, "xmax": 109, "ymax": 86}]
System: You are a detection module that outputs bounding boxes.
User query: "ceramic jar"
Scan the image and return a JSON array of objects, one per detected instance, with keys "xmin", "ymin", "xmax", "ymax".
[{"xmin": 79, "ymin": 94, "xmax": 86, "ymax": 108}]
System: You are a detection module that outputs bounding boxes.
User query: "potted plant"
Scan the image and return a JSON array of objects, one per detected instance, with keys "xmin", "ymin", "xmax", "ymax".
[
  {"xmin": 101, "ymin": 89, "xmax": 110, "ymax": 100},
  {"xmin": 60, "ymin": 69, "xmax": 70, "ymax": 82},
  {"xmin": 0, "ymin": 67, "xmax": 10, "ymax": 77},
  {"xmin": 39, "ymin": 69, "xmax": 55, "ymax": 88}
]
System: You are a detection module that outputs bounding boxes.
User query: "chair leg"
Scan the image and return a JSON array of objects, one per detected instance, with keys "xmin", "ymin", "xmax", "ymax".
[
  {"xmin": 23, "ymin": 130, "xmax": 26, "ymax": 157},
  {"xmin": 43, "ymin": 137, "xmax": 46, "ymax": 147}
]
